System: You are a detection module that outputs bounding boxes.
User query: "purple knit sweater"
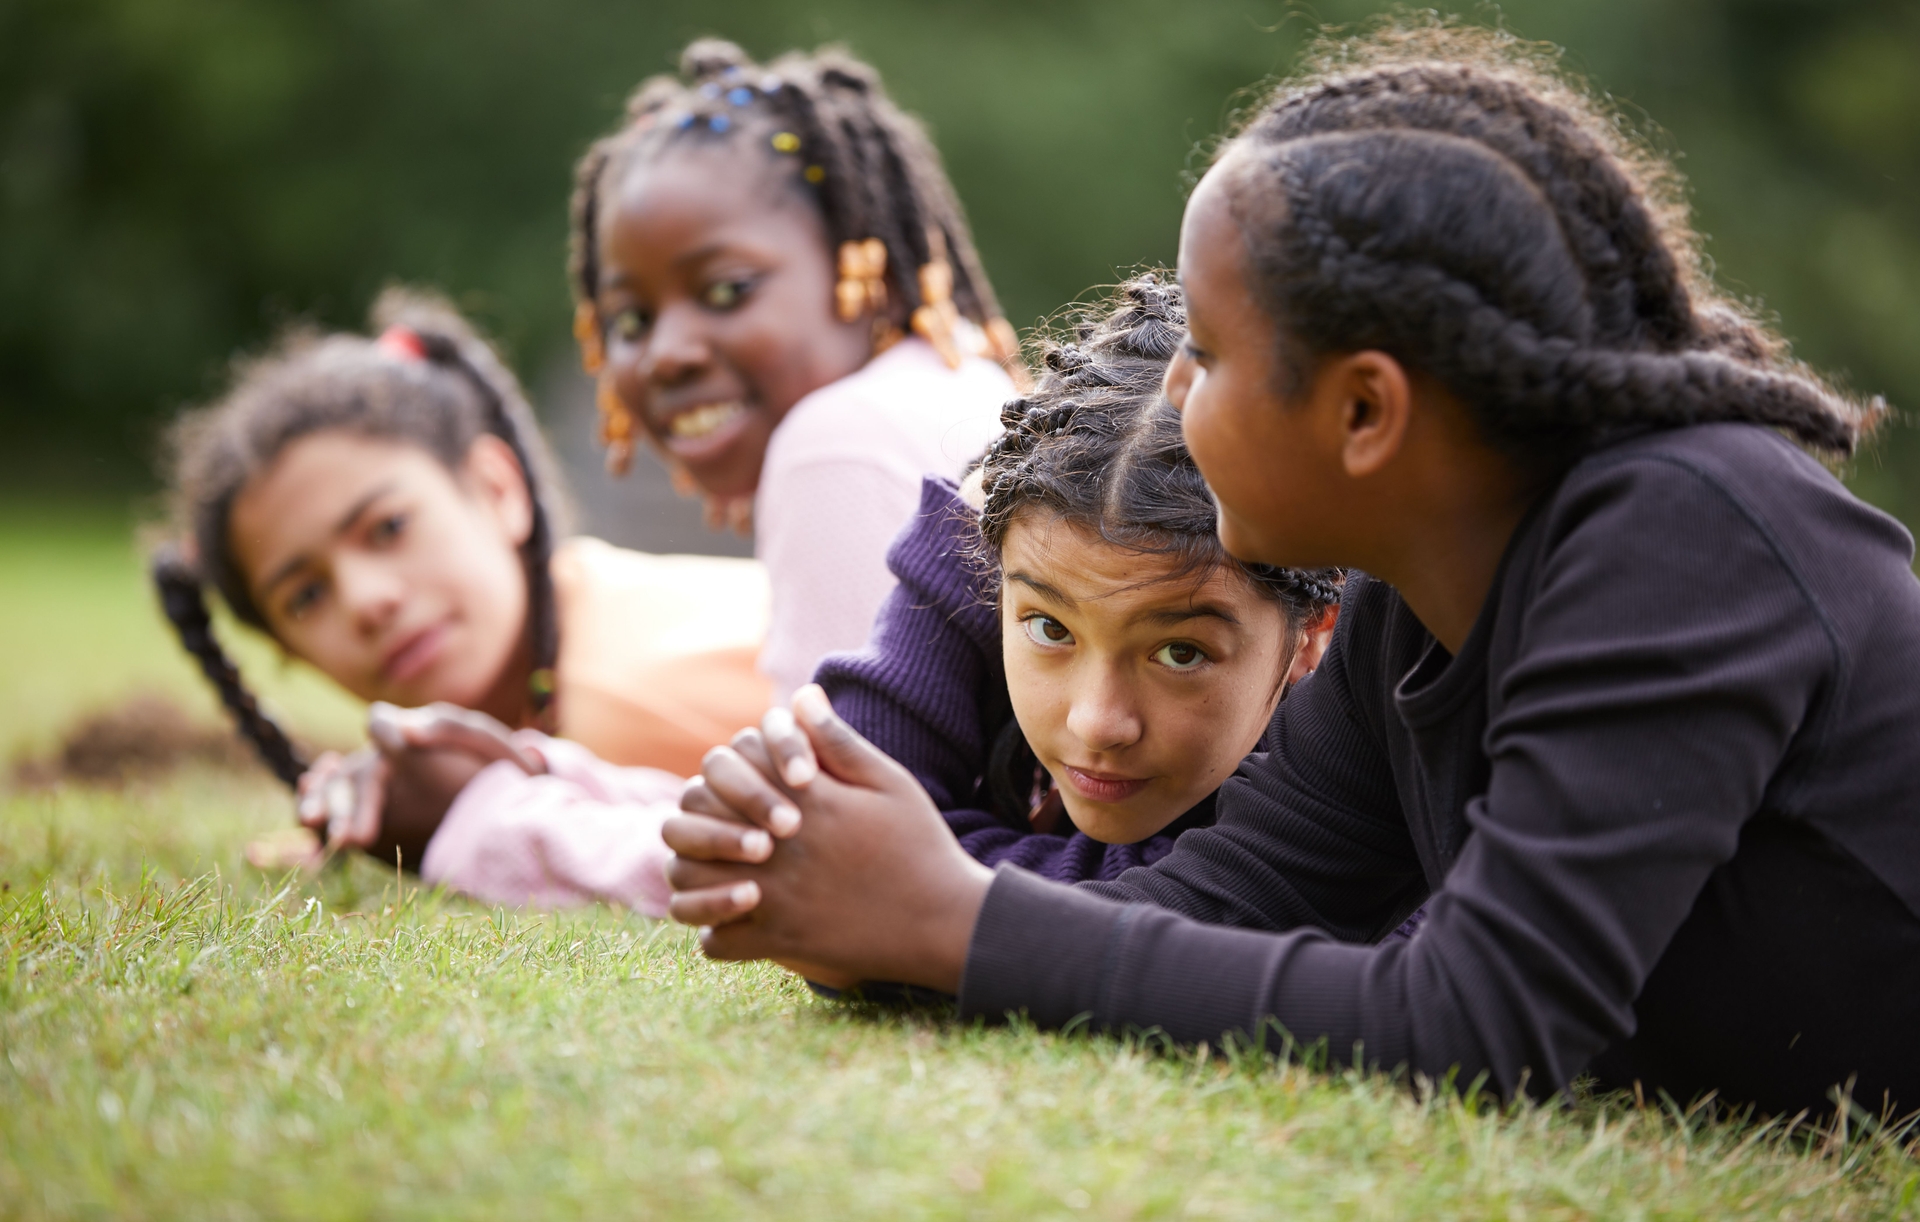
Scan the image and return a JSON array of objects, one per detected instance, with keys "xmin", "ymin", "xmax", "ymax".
[{"xmin": 815, "ymin": 476, "xmax": 1220, "ymax": 883}]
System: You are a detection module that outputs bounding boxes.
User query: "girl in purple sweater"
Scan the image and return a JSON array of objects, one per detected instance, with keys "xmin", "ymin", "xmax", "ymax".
[{"xmin": 812, "ymin": 274, "xmax": 1342, "ymax": 884}]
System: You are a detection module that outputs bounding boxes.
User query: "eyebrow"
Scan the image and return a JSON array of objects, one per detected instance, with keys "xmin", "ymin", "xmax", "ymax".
[
  {"xmin": 1007, "ymin": 571, "xmax": 1243, "ymax": 628},
  {"xmin": 259, "ymin": 483, "xmax": 397, "ymax": 595},
  {"xmin": 1136, "ymin": 602, "xmax": 1242, "ymax": 628}
]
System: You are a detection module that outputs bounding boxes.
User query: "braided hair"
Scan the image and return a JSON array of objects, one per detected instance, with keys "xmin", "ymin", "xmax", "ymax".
[
  {"xmin": 1218, "ymin": 23, "xmax": 1879, "ymax": 465},
  {"xmin": 974, "ymin": 273, "xmax": 1343, "ymax": 822},
  {"xmin": 568, "ymin": 39, "xmax": 1008, "ymax": 355},
  {"xmin": 155, "ymin": 287, "xmax": 569, "ymax": 786}
]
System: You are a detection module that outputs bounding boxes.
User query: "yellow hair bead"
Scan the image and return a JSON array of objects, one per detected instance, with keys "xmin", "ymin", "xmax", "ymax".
[{"xmin": 771, "ymin": 131, "xmax": 801, "ymax": 153}]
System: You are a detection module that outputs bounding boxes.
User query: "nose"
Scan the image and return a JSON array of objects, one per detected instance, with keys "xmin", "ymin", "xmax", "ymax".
[
  {"xmin": 336, "ymin": 554, "xmax": 405, "ymax": 638},
  {"xmin": 638, "ymin": 301, "xmax": 711, "ymax": 389},
  {"xmin": 1064, "ymin": 664, "xmax": 1145, "ymax": 755},
  {"xmin": 1163, "ymin": 348, "xmax": 1199, "ymax": 412}
]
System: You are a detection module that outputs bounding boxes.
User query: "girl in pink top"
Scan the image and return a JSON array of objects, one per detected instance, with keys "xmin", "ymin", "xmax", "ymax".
[{"xmin": 570, "ymin": 37, "xmax": 1019, "ymax": 700}]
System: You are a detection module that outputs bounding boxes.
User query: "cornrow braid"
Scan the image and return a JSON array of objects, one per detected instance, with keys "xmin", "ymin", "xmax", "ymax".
[
  {"xmin": 151, "ymin": 544, "xmax": 305, "ymax": 786},
  {"xmin": 157, "ymin": 287, "xmax": 571, "ymax": 786},
  {"xmin": 568, "ymin": 39, "xmax": 1007, "ymax": 358},
  {"xmin": 1223, "ymin": 31, "xmax": 1879, "ymax": 462}
]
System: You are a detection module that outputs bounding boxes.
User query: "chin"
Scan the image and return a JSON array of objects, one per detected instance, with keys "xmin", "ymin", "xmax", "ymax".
[{"xmin": 1061, "ymin": 796, "xmax": 1171, "ymax": 846}]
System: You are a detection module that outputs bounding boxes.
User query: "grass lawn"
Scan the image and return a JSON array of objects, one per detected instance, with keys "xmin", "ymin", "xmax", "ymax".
[{"xmin": 3, "ymin": 507, "xmax": 1917, "ymax": 1219}]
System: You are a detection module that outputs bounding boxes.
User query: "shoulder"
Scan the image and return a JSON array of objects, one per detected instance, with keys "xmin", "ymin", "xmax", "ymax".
[
  {"xmin": 764, "ymin": 339, "xmax": 1014, "ymax": 475},
  {"xmin": 1547, "ymin": 425, "xmax": 1914, "ymax": 598}
]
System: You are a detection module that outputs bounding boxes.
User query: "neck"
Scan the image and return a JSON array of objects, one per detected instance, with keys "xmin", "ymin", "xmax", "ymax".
[
  {"xmin": 1359, "ymin": 436, "xmax": 1540, "ymax": 655},
  {"xmin": 474, "ymin": 631, "xmax": 538, "ymax": 728}
]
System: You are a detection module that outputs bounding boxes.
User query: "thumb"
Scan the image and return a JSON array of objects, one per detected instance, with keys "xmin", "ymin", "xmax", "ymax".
[{"xmin": 790, "ymin": 684, "xmax": 905, "ymax": 789}]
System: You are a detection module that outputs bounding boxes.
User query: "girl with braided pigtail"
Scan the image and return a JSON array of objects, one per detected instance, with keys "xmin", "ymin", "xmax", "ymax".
[
  {"xmin": 664, "ymin": 26, "xmax": 1919, "ymax": 1118},
  {"xmin": 158, "ymin": 288, "xmax": 772, "ymax": 907},
  {"xmin": 568, "ymin": 39, "xmax": 1017, "ymax": 702},
  {"xmin": 809, "ymin": 274, "xmax": 1342, "ymax": 893}
]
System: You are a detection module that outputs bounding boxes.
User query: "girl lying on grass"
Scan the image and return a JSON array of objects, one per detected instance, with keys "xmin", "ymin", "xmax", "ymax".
[
  {"xmin": 569, "ymin": 37, "xmax": 1018, "ymax": 701},
  {"xmin": 814, "ymin": 272, "xmax": 1344, "ymax": 885},
  {"xmin": 662, "ymin": 29, "xmax": 1920, "ymax": 1118},
  {"xmin": 155, "ymin": 289, "xmax": 771, "ymax": 903}
]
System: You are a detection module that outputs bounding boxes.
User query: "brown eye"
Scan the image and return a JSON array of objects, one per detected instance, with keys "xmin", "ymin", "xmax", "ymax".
[
  {"xmin": 1153, "ymin": 641, "xmax": 1207, "ymax": 670},
  {"xmin": 1024, "ymin": 615, "xmax": 1074, "ymax": 647}
]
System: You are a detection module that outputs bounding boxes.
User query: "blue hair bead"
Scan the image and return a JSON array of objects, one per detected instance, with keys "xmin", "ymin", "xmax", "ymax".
[
  {"xmin": 674, "ymin": 112, "xmax": 696, "ymax": 130},
  {"xmin": 726, "ymin": 86, "xmax": 753, "ymax": 107},
  {"xmin": 708, "ymin": 113, "xmax": 732, "ymax": 133}
]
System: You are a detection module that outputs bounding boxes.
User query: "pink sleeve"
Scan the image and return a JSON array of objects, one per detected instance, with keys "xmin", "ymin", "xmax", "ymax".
[
  {"xmin": 755, "ymin": 457, "xmax": 919, "ymax": 701},
  {"xmin": 418, "ymin": 733, "xmax": 686, "ymax": 914}
]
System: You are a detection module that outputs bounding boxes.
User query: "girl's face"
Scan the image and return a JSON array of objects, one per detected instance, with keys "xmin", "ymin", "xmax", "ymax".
[
  {"xmin": 598, "ymin": 143, "xmax": 874, "ymax": 500},
  {"xmin": 1165, "ymin": 152, "xmax": 1346, "ymax": 571},
  {"xmin": 228, "ymin": 431, "xmax": 533, "ymax": 717},
  {"xmin": 999, "ymin": 513, "xmax": 1289, "ymax": 844}
]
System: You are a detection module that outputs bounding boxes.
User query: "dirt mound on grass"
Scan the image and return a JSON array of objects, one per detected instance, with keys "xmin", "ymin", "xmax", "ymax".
[{"xmin": 11, "ymin": 693, "xmax": 262, "ymax": 786}]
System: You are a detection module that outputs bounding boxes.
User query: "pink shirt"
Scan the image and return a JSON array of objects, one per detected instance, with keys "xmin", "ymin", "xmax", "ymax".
[{"xmin": 755, "ymin": 337, "xmax": 1011, "ymax": 700}]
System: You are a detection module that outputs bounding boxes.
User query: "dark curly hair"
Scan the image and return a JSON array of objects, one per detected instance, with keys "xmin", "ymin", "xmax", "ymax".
[
  {"xmin": 569, "ymin": 39, "xmax": 1012, "ymax": 361},
  {"xmin": 1218, "ymin": 22, "xmax": 1880, "ymax": 465},
  {"xmin": 153, "ymin": 288, "xmax": 568, "ymax": 785}
]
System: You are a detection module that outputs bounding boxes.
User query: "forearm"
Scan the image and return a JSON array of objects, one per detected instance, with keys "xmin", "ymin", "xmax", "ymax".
[{"xmin": 420, "ymin": 759, "xmax": 681, "ymax": 913}]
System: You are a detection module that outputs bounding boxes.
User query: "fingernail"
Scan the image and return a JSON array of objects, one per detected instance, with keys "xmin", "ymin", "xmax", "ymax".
[
  {"xmin": 784, "ymin": 756, "xmax": 817, "ymax": 787},
  {"xmin": 741, "ymin": 830, "xmax": 772, "ymax": 860},
  {"xmin": 769, "ymin": 804, "xmax": 801, "ymax": 837},
  {"xmin": 731, "ymin": 881, "xmax": 760, "ymax": 907}
]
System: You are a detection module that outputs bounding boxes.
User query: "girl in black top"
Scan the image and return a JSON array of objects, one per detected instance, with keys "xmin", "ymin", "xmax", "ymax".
[{"xmin": 660, "ymin": 28, "xmax": 1919, "ymax": 1116}]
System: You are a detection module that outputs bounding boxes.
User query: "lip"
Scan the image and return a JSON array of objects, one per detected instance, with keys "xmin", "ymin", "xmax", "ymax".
[
  {"xmin": 1059, "ymin": 764, "xmax": 1151, "ymax": 805},
  {"xmin": 381, "ymin": 621, "xmax": 451, "ymax": 685},
  {"xmin": 651, "ymin": 400, "xmax": 753, "ymax": 463}
]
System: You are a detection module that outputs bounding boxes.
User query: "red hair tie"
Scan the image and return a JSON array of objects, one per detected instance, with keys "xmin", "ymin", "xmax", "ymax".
[{"xmin": 375, "ymin": 325, "xmax": 428, "ymax": 362}]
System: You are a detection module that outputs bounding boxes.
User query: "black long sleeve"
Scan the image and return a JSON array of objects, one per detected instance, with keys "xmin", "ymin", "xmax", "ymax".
[{"xmin": 958, "ymin": 425, "xmax": 1920, "ymax": 1113}]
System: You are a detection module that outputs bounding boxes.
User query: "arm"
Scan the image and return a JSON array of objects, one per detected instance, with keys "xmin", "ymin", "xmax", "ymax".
[
  {"xmin": 419, "ymin": 734, "xmax": 685, "ymax": 913},
  {"xmin": 956, "ymin": 459, "xmax": 1831, "ymax": 1096}
]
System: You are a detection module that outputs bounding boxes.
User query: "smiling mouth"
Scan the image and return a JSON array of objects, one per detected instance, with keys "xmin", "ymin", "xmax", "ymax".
[
  {"xmin": 382, "ymin": 622, "xmax": 450, "ymax": 685},
  {"xmin": 666, "ymin": 402, "xmax": 745, "ymax": 441}
]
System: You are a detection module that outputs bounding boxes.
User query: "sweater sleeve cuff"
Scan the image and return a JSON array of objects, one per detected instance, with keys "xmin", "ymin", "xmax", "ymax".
[{"xmin": 956, "ymin": 864, "xmax": 1134, "ymax": 1026}]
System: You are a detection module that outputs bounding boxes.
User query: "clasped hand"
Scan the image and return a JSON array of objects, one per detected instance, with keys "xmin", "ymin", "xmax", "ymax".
[
  {"xmin": 662, "ymin": 684, "xmax": 993, "ymax": 995},
  {"xmin": 294, "ymin": 702, "xmax": 543, "ymax": 866}
]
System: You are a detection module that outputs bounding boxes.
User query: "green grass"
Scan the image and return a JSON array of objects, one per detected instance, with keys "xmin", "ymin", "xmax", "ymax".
[{"xmin": 4, "ymin": 507, "xmax": 1918, "ymax": 1219}]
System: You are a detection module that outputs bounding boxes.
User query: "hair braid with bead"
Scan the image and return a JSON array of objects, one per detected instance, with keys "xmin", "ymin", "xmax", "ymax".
[
  {"xmin": 156, "ymin": 288, "xmax": 569, "ymax": 785},
  {"xmin": 1220, "ymin": 26, "xmax": 1880, "ymax": 465},
  {"xmin": 568, "ymin": 39, "xmax": 1006, "ymax": 351}
]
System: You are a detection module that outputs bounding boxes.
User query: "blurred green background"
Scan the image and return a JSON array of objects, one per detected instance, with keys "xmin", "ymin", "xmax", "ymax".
[{"xmin": 4, "ymin": 0, "xmax": 1918, "ymax": 519}]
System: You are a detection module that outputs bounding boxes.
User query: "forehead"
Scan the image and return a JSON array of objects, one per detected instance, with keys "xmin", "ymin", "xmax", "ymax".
[
  {"xmin": 229, "ymin": 432, "xmax": 456, "ymax": 567},
  {"xmin": 1000, "ymin": 513, "xmax": 1267, "ymax": 622},
  {"xmin": 599, "ymin": 140, "xmax": 811, "ymax": 264}
]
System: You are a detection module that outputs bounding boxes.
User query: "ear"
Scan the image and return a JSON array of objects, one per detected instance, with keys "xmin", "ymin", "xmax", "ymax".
[
  {"xmin": 1311, "ymin": 351, "xmax": 1413, "ymax": 479},
  {"xmin": 461, "ymin": 435, "xmax": 534, "ymax": 548},
  {"xmin": 1283, "ymin": 604, "xmax": 1337, "ymax": 688}
]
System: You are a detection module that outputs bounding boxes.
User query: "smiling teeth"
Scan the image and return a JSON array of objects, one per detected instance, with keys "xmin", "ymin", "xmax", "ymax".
[{"xmin": 669, "ymin": 402, "xmax": 744, "ymax": 439}]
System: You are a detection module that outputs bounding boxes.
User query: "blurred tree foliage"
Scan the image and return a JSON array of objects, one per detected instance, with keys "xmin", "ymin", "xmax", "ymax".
[{"xmin": 2, "ymin": 0, "xmax": 1916, "ymax": 523}]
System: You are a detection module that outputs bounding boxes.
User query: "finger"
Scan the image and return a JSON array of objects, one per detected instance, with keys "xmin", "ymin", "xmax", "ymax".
[
  {"xmin": 405, "ymin": 716, "xmax": 538, "ymax": 773},
  {"xmin": 296, "ymin": 752, "xmax": 344, "ymax": 828},
  {"xmin": 761, "ymin": 706, "xmax": 818, "ymax": 789},
  {"xmin": 660, "ymin": 812, "xmax": 773, "ymax": 863},
  {"xmin": 335, "ymin": 754, "xmax": 388, "ymax": 849},
  {"xmin": 664, "ymin": 853, "xmax": 759, "ymax": 893},
  {"xmin": 678, "ymin": 778, "xmax": 753, "ymax": 822},
  {"xmin": 701, "ymin": 746, "xmax": 801, "ymax": 838},
  {"xmin": 729, "ymin": 728, "xmax": 783, "ymax": 785},
  {"xmin": 666, "ymin": 881, "xmax": 761, "ymax": 928},
  {"xmin": 791, "ymin": 684, "xmax": 907, "ymax": 788}
]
